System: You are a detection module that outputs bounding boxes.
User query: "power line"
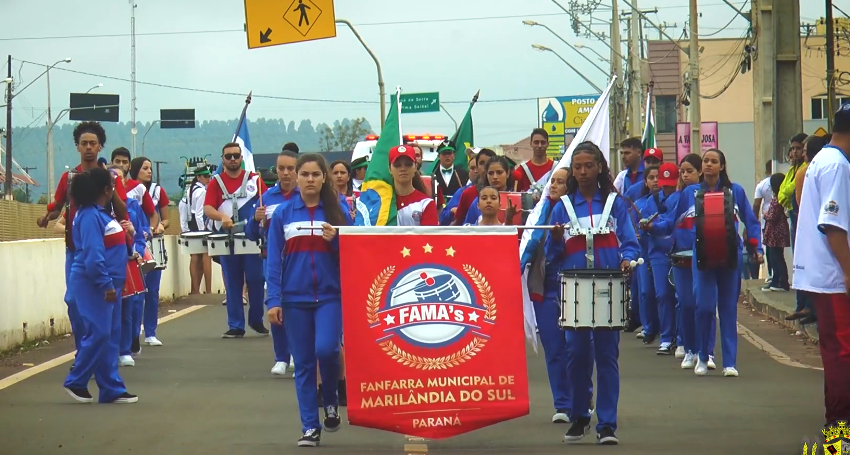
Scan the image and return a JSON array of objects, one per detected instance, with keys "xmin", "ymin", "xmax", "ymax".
[
  {"xmin": 0, "ymin": 3, "xmax": 750, "ymax": 42},
  {"xmin": 700, "ymin": 0, "xmax": 749, "ymax": 37},
  {"xmin": 14, "ymin": 58, "xmax": 537, "ymax": 105}
]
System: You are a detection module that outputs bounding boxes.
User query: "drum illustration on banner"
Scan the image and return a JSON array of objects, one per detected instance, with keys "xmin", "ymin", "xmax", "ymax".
[{"xmin": 368, "ymin": 265, "xmax": 496, "ymax": 369}]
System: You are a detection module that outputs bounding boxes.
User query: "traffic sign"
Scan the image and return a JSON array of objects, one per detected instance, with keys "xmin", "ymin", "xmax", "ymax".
[
  {"xmin": 391, "ymin": 92, "xmax": 441, "ymax": 114},
  {"xmin": 813, "ymin": 126, "xmax": 828, "ymax": 137},
  {"xmin": 243, "ymin": 0, "xmax": 337, "ymax": 49}
]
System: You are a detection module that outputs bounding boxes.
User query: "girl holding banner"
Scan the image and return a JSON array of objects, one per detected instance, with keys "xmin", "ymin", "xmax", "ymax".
[
  {"xmin": 546, "ymin": 142, "xmax": 639, "ymax": 445},
  {"xmin": 264, "ymin": 153, "xmax": 352, "ymax": 447}
]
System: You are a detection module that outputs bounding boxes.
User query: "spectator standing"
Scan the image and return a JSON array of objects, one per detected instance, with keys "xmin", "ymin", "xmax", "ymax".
[{"xmin": 761, "ymin": 173, "xmax": 790, "ymax": 291}]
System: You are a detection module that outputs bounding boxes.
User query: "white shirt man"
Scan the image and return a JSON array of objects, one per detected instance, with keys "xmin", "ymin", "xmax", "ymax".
[{"xmin": 753, "ymin": 176, "xmax": 772, "ymax": 227}]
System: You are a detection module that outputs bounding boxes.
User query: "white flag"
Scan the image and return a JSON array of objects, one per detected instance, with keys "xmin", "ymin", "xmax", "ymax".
[{"xmin": 517, "ymin": 76, "xmax": 617, "ymax": 351}]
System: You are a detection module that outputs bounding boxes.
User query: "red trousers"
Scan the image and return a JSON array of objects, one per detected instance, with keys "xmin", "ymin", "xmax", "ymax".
[{"xmin": 812, "ymin": 292, "xmax": 850, "ymax": 425}]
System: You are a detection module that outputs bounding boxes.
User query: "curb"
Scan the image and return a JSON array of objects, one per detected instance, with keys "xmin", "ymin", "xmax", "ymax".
[{"xmin": 744, "ymin": 289, "xmax": 819, "ymax": 344}]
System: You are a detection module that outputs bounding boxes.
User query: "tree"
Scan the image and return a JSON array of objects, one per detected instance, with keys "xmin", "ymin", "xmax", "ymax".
[
  {"xmin": 318, "ymin": 124, "xmax": 335, "ymax": 152},
  {"xmin": 315, "ymin": 117, "xmax": 373, "ymax": 152}
]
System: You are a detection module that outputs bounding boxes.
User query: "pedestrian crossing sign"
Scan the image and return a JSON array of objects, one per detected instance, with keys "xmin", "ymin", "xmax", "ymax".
[{"xmin": 243, "ymin": 0, "xmax": 337, "ymax": 49}]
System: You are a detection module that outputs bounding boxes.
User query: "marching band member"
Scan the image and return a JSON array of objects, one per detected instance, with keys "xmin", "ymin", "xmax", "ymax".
[
  {"xmin": 623, "ymin": 147, "xmax": 663, "ymax": 202},
  {"xmin": 649, "ymin": 149, "xmax": 761, "ymax": 376},
  {"xmin": 638, "ymin": 163, "xmax": 679, "ymax": 354},
  {"xmin": 37, "ymin": 122, "xmax": 129, "ymax": 362},
  {"xmin": 519, "ymin": 168, "xmax": 594, "ymax": 423},
  {"xmin": 110, "ymin": 147, "xmax": 132, "ymax": 175},
  {"xmin": 613, "ymin": 138, "xmax": 646, "ymax": 333},
  {"xmin": 546, "ymin": 141, "xmax": 639, "ymax": 445},
  {"xmin": 329, "ymin": 160, "xmax": 353, "ymax": 197},
  {"xmin": 246, "ymin": 150, "xmax": 298, "ymax": 376},
  {"xmin": 465, "ymin": 186, "xmax": 515, "ymax": 226},
  {"xmin": 463, "ymin": 156, "xmax": 516, "ymax": 225},
  {"xmin": 265, "ymin": 153, "xmax": 352, "ymax": 447},
  {"xmin": 432, "ymin": 142, "xmax": 469, "ymax": 200},
  {"xmin": 130, "ymin": 157, "xmax": 169, "ymax": 347},
  {"xmin": 178, "ymin": 165, "xmax": 213, "ymax": 295},
  {"xmin": 350, "ymin": 157, "xmax": 367, "ymax": 195},
  {"xmin": 633, "ymin": 166, "xmax": 660, "ymax": 346},
  {"xmin": 204, "ymin": 142, "xmax": 270, "ymax": 338},
  {"xmin": 62, "ymin": 168, "xmax": 138, "ymax": 404},
  {"xmin": 438, "ymin": 154, "xmax": 478, "ymax": 225},
  {"xmin": 450, "ymin": 149, "xmax": 496, "ymax": 225},
  {"xmin": 389, "ymin": 145, "xmax": 438, "ymax": 226},
  {"xmin": 107, "ymin": 166, "xmax": 148, "ymax": 366},
  {"xmin": 513, "ymin": 128, "xmax": 554, "ymax": 192}
]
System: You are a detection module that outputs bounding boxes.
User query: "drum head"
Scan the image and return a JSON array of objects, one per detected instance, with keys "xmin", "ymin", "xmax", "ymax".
[
  {"xmin": 671, "ymin": 250, "xmax": 694, "ymax": 258},
  {"xmin": 208, "ymin": 233, "xmax": 229, "ymax": 240},
  {"xmin": 181, "ymin": 231, "xmax": 211, "ymax": 238},
  {"xmin": 560, "ymin": 269, "xmax": 629, "ymax": 279}
]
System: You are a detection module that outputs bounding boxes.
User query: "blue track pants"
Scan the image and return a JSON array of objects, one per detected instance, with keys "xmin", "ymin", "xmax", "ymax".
[
  {"xmin": 143, "ymin": 269, "xmax": 162, "ymax": 337},
  {"xmin": 64, "ymin": 250, "xmax": 83, "ymax": 352},
  {"xmin": 693, "ymin": 252, "xmax": 741, "ymax": 367},
  {"xmin": 649, "ymin": 259, "xmax": 677, "ymax": 344},
  {"xmin": 221, "ymin": 254, "xmax": 265, "ymax": 331},
  {"xmin": 120, "ymin": 294, "xmax": 144, "ymax": 356},
  {"xmin": 637, "ymin": 264, "xmax": 659, "ymax": 336},
  {"xmin": 566, "ymin": 330, "xmax": 619, "ymax": 432}
]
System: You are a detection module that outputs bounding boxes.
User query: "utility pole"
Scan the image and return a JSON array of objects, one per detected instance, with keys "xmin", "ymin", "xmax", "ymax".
[
  {"xmin": 22, "ymin": 166, "xmax": 36, "ymax": 202},
  {"xmin": 610, "ymin": 0, "xmax": 625, "ymax": 171},
  {"xmin": 826, "ymin": 0, "xmax": 837, "ymax": 131},
  {"xmin": 5, "ymin": 55, "xmax": 12, "ymax": 200},
  {"xmin": 752, "ymin": 0, "xmax": 775, "ymax": 181},
  {"xmin": 130, "ymin": 0, "xmax": 138, "ymax": 155},
  {"xmin": 153, "ymin": 160, "xmax": 167, "ymax": 185},
  {"xmin": 774, "ymin": 0, "xmax": 802, "ymax": 152},
  {"xmin": 688, "ymin": 0, "xmax": 701, "ymax": 155},
  {"xmin": 629, "ymin": 0, "xmax": 643, "ymax": 136},
  {"xmin": 46, "ymin": 68, "xmax": 55, "ymax": 195}
]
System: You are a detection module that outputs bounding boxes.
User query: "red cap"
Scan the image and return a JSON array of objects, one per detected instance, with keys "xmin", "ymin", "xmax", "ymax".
[
  {"xmin": 657, "ymin": 163, "xmax": 679, "ymax": 187},
  {"xmin": 644, "ymin": 148, "xmax": 663, "ymax": 161},
  {"xmin": 389, "ymin": 145, "xmax": 416, "ymax": 165}
]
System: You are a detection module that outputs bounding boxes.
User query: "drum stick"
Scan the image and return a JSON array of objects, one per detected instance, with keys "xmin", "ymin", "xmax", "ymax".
[{"xmin": 295, "ymin": 225, "xmax": 568, "ymax": 231}]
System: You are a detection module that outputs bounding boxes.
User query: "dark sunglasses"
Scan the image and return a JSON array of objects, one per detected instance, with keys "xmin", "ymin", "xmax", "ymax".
[{"xmin": 224, "ymin": 153, "xmax": 241, "ymax": 161}]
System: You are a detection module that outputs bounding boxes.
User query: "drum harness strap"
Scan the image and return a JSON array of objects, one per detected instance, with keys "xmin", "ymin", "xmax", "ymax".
[
  {"xmin": 213, "ymin": 171, "xmax": 251, "ymax": 255},
  {"xmin": 559, "ymin": 193, "xmax": 618, "ymax": 269},
  {"xmin": 64, "ymin": 170, "xmax": 78, "ymax": 252}
]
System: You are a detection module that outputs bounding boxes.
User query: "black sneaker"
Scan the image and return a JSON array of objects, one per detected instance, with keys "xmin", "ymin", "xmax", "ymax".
[
  {"xmin": 338, "ymin": 379, "xmax": 348, "ymax": 407},
  {"xmin": 657, "ymin": 343, "xmax": 673, "ymax": 355},
  {"xmin": 249, "ymin": 323, "xmax": 269, "ymax": 335},
  {"xmin": 643, "ymin": 333, "xmax": 657, "ymax": 345},
  {"xmin": 564, "ymin": 416, "xmax": 591, "ymax": 442},
  {"xmin": 597, "ymin": 427, "xmax": 619, "ymax": 445},
  {"xmin": 323, "ymin": 405, "xmax": 341, "ymax": 432},
  {"xmin": 298, "ymin": 428, "xmax": 321, "ymax": 447},
  {"xmin": 222, "ymin": 329, "xmax": 246, "ymax": 338},
  {"xmin": 130, "ymin": 337, "xmax": 141, "ymax": 355},
  {"xmin": 111, "ymin": 392, "xmax": 139, "ymax": 404},
  {"xmin": 64, "ymin": 387, "xmax": 93, "ymax": 403}
]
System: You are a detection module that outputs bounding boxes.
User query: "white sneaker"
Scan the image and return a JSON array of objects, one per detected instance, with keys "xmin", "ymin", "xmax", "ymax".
[
  {"xmin": 674, "ymin": 346, "xmax": 686, "ymax": 359},
  {"xmin": 707, "ymin": 355, "xmax": 716, "ymax": 370},
  {"xmin": 681, "ymin": 352, "xmax": 697, "ymax": 369},
  {"xmin": 723, "ymin": 367, "xmax": 739, "ymax": 377},
  {"xmin": 288, "ymin": 355, "xmax": 295, "ymax": 372},
  {"xmin": 694, "ymin": 360, "xmax": 709, "ymax": 376},
  {"xmin": 636, "ymin": 330, "xmax": 645, "ymax": 339},
  {"xmin": 119, "ymin": 355, "xmax": 136, "ymax": 367},
  {"xmin": 552, "ymin": 411, "xmax": 570, "ymax": 423},
  {"xmin": 271, "ymin": 362, "xmax": 288, "ymax": 376},
  {"xmin": 144, "ymin": 336, "xmax": 163, "ymax": 346}
]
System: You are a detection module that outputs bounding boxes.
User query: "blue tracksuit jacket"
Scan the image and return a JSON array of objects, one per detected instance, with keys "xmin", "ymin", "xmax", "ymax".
[
  {"xmin": 652, "ymin": 182, "xmax": 763, "ymax": 255},
  {"xmin": 265, "ymin": 195, "xmax": 353, "ymax": 308},
  {"xmin": 637, "ymin": 191, "xmax": 675, "ymax": 261},
  {"xmin": 439, "ymin": 185, "xmax": 470, "ymax": 226},
  {"xmin": 71, "ymin": 205, "xmax": 128, "ymax": 291},
  {"xmin": 245, "ymin": 184, "xmax": 299, "ymax": 242},
  {"xmin": 126, "ymin": 198, "xmax": 148, "ymax": 256},
  {"xmin": 519, "ymin": 197, "xmax": 561, "ymax": 301},
  {"xmin": 545, "ymin": 189, "xmax": 640, "ymax": 270}
]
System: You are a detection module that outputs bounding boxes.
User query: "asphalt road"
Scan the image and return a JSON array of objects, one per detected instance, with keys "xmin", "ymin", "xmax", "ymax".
[{"xmin": 0, "ymin": 295, "xmax": 827, "ymax": 455}]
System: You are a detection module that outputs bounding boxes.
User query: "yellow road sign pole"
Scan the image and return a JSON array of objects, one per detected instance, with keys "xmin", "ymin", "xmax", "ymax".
[{"xmin": 335, "ymin": 19, "xmax": 386, "ymax": 129}]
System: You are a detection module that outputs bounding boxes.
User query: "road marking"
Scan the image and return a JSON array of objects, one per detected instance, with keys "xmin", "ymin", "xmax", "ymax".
[
  {"xmin": 737, "ymin": 322, "xmax": 823, "ymax": 371},
  {"xmin": 403, "ymin": 443, "xmax": 428, "ymax": 453},
  {"xmin": 0, "ymin": 305, "xmax": 207, "ymax": 391}
]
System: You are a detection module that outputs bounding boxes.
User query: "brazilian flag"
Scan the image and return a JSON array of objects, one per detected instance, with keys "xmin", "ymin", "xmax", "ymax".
[{"xmin": 354, "ymin": 99, "xmax": 400, "ymax": 226}]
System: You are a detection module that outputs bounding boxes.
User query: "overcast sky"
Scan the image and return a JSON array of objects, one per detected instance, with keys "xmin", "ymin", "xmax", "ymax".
[{"xmin": 1, "ymin": 0, "xmax": 840, "ymax": 147}]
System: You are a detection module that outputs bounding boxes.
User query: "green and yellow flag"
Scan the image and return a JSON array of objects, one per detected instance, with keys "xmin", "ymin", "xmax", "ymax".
[
  {"xmin": 354, "ymin": 98, "xmax": 400, "ymax": 226},
  {"xmin": 424, "ymin": 91, "xmax": 477, "ymax": 175}
]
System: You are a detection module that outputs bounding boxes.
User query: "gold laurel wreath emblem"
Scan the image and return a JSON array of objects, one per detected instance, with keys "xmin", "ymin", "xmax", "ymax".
[{"xmin": 366, "ymin": 263, "xmax": 497, "ymax": 370}]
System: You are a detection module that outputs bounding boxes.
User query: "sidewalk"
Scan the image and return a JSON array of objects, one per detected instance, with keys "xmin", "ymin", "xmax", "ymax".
[{"xmin": 742, "ymin": 279, "xmax": 819, "ymax": 342}]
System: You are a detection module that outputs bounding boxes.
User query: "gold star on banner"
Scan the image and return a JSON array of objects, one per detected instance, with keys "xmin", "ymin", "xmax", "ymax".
[
  {"xmin": 445, "ymin": 246, "xmax": 456, "ymax": 257},
  {"xmin": 423, "ymin": 243, "xmax": 433, "ymax": 253},
  {"xmin": 401, "ymin": 247, "xmax": 411, "ymax": 257}
]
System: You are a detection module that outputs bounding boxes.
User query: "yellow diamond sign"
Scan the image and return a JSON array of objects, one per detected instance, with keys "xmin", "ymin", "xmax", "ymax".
[{"xmin": 243, "ymin": 0, "xmax": 337, "ymax": 49}]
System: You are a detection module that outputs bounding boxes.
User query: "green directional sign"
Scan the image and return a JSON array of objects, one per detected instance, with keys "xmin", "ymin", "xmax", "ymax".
[{"xmin": 391, "ymin": 92, "xmax": 441, "ymax": 114}]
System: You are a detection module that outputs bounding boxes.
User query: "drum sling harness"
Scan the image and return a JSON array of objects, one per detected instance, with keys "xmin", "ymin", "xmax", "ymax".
[
  {"xmin": 213, "ymin": 172, "xmax": 251, "ymax": 255},
  {"xmin": 559, "ymin": 192, "xmax": 618, "ymax": 269},
  {"xmin": 64, "ymin": 170, "xmax": 78, "ymax": 252}
]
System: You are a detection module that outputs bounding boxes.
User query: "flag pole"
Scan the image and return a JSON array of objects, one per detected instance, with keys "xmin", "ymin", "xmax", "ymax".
[
  {"xmin": 234, "ymin": 91, "xmax": 252, "ymax": 140},
  {"xmin": 396, "ymin": 86, "xmax": 403, "ymax": 146}
]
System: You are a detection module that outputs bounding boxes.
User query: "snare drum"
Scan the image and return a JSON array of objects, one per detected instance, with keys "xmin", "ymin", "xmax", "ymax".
[
  {"xmin": 670, "ymin": 250, "xmax": 694, "ymax": 268},
  {"xmin": 149, "ymin": 234, "xmax": 167, "ymax": 270},
  {"xmin": 179, "ymin": 231, "xmax": 211, "ymax": 255},
  {"xmin": 123, "ymin": 260, "xmax": 147, "ymax": 297},
  {"xmin": 140, "ymin": 249, "xmax": 157, "ymax": 274},
  {"xmin": 207, "ymin": 233, "xmax": 262, "ymax": 257},
  {"xmin": 558, "ymin": 269, "xmax": 629, "ymax": 330}
]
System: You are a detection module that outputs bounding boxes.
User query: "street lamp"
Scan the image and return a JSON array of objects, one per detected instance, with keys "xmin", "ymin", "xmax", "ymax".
[
  {"xmin": 43, "ymin": 58, "xmax": 73, "ymax": 195},
  {"xmin": 440, "ymin": 105, "xmax": 458, "ymax": 132},
  {"xmin": 85, "ymin": 83, "xmax": 104, "ymax": 94},
  {"xmin": 575, "ymin": 43, "xmax": 611, "ymax": 63},
  {"xmin": 523, "ymin": 21, "xmax": 609, "ymax": 77},
  {"xmin": 335, "ymin": 19, "xmax": 386, "ymax": 128},
  {"xmin": 531, "ymin": 44, "xmax": 603, "ymax": 93}
]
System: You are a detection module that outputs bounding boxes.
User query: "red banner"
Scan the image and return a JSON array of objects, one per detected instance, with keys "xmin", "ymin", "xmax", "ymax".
[{"xmin": 339, "ymin": 227, "xmax": 529, "ymax": 439}]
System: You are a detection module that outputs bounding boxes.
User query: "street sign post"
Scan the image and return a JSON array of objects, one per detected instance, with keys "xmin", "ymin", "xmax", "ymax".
[
  {"xmin": 243, "ymin": 0, "xmax": 336, "ymax": 49},
  {"xmin": 391, "ymin": 92, "xmax": 441, "ymax": 114}
]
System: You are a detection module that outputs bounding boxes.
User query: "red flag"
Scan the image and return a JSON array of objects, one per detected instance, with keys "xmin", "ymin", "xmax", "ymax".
[{"xmin": 339, "ymin": 226, "xmax": 530, "ymax": 439}]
